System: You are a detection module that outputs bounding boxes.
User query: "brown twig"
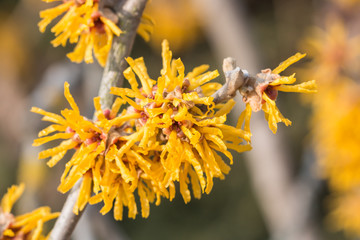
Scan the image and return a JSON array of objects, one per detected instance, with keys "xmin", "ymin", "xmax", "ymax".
[
  {"xmin": 211, "ymin": 58, "xmax": 247, "ymax": 104},
  {"xmin": 49, "ymin": 0, "xmax": 148, "ymax": 239},
  {"xmin": 212, "ymin": 57, "xmax": 273, "ymax": 113}
]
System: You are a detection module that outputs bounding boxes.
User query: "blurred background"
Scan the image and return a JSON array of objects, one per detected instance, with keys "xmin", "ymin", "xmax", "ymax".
[{"xmin": 1, "ymin": 0, "xmax": 360, "ymax": 239}]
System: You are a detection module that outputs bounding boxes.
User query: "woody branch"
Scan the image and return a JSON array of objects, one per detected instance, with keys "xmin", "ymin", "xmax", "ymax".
[
  {"xmin": 213, "ymin": 57, "xmax": 276, "ymax": 112},
  {"xmin": 49, "ymin": 0, "xmax": 148, "ymax": 239}
]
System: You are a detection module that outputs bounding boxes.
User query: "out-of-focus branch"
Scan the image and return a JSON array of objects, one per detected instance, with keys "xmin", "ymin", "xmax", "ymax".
[
  {"xmin": 49, "ymin": 1, "xmax": 148, "ymax": 239},
  {"xmin": 192, "ymin": 0, "xmax": 320, "ymax": 239}
]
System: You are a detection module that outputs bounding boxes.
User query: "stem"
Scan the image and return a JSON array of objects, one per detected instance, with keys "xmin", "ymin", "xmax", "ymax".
[
  {"xmin": 98, "ymin": 0, "xmax": 148, "ymax": 109},
  {"xmin": 211, "ymin": 57, "xmax": 264, "ymax": 113},
  {"xmin": 49, "ymin": 0, "xmax": 148, "ymax": 239},
  {"xmin": 49, "ymin": 181, "xmax": 83, "ymax": 240},
  {"xmin": 211, "ymin": 57, "xmax": 247, "ymax": 104}
]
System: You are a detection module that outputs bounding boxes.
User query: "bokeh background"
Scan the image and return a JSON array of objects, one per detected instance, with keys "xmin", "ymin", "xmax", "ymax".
[{"xmin": 1, "ymin": 0, "xmax": 359, "ymax": 239}]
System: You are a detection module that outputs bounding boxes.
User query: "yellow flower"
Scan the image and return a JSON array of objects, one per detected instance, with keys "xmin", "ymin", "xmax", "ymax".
[
  {"xmin": 240, "ymin": 53, "xmax": 317, "ymax": 134},
  {"xmin": 0, "ymin": 183, "xmax": 59, "ymax": 240},
  {"xmin": 32, "ymin": 82, "xmax": 164, "ymax": 219},
  {"xmin": 111, "ymin": 39, "xmax": 252, "ymax": 203},
  {"xmin": 38, "ymin": 0, "xmax": 153, "ymax": 66}
]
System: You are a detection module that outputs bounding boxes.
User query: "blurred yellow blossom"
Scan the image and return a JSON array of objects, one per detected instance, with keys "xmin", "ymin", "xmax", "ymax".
[
  {"xmin": 144, "ymin": 0, "xmax": 201, "ymax": 53},
  {"xmin": 301, "ymin": 15, "xmax": 360, "ymax": 236},
  {"xmin": 301, "ymin": 17, "xmax": 360, "ymax": 83},
  {"xmin": 38, "ymin": 0, "xmax": 153, "ymax": 66},
  {"xmin": 329, "ymin": 191, "xmax": 360, "ymax": 237},
  {"xmin": 0, "ymin": 183, "xmax": 59, "ymax": 240},
  {"xmin": 315, "ymin": 82, "xmax": 360, "ymax": 192},
  {"xmin": 111, "ymin": 39, "xmax": 252, "ymax": 202}
]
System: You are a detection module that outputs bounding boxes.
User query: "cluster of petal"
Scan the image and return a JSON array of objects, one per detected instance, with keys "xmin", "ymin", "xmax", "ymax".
[
  {"xmin": 240, "ymin": 53, "xmax": 317, "ymax": 133},
  {"xmin": 110, "ymin": 39, "xmax": 252, "ymax": 204},
  {"xmin": 38, "ymin": 0, "xmax": 153, "ymax": 66},
  {"xmin": 32, "ymin": 82, "xmax": 162, "ymax": 220},
  {"xmin": 32, "ymin": 40, "xmax": 252, "ymax": 220},
  {"xmin": 0, "ymin": 184, "xmax": 59, "ymax": 240}
]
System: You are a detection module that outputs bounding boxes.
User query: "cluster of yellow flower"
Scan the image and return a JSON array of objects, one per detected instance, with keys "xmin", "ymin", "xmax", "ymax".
[
  {"xmin": 31, "ymin": 39, "xmax": 316, "ymax": 220},
  {"xmin": 38, "ymin": 0, "xmax": 153, "ymax": 66},
  {"xmin": 32, "ymin": 40, "xmax": 252, "ymax": 219},
  {"xmin": 302, "ymin": 17, "xmax": 360, "ymax": 236},
  {"xmin": 0, "ymin": 184, "xmax": 59, "ymax": 239},
  {"xmin": 0, "ymin": 0, "xmax": 320, "ymax": 239}
]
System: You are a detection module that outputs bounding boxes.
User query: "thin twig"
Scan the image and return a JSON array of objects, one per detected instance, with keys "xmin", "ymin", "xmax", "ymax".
[
  {"xmin": 212, "ymin": 57, "xmax": 269, "ymax": 113},
  {"xmin": 49, "ymin": 0, "xmax": 148, "ymax": 239},
  {"xmin": 211, "ymin": 58, "xmax": 247, "ymax": 104}
]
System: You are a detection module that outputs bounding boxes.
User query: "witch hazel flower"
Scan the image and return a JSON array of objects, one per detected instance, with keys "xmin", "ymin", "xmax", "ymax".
[
  {"xmin": 0, "ymin": 183, "xmax": 59, "ymax": 240},
  {"xmin": 32, "ymin": 82, "xmax": 164, "ymax": 220},
  {"xmin": 38, "ymin": 0, "xmax": 153, "ymax": 66},
  {"xmin": 238, "ymin": 53, "xmax": 317, "ymax": 133},
  {"xmin": 111, "ymin": 39, "xmax": 252, "ymax": 203}
]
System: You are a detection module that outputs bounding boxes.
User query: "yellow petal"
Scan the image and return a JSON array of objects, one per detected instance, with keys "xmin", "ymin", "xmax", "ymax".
[
  {"xmin": 73, "ymin": 171, "xmax": 92, "ymax": 215},
  {"xmin": 3, "ymin": 229, "xmax": 15, "ymax": 237},
  {"xmin": 64, "ymin": 82, "xmax": 80, "ymax": 114},
  {"xmin": 138, "ymin": 183, "xmax": 150, "ymax": 218},
  {"xmin": 31, "ymin": 107, "xmax": 66, "ymax": 125},
  {"xmin": 262, "ymin": 93, "xmax": 292, "ymax": 134},
  {"xmin": 126, "ymin": 57, "xmax": 153, "ymax": 95},
  {"xmin": 33, "ymin": 133, "xmax": 73, "ymax": 147},
  {"xmin": 272, "ymin": 53, "xmax": 306, "ymax": 74},
  {"xmin": 269, "ymin": 73, "xmax": 296, "ymax": 86},
  {"xmin": 100, "ymin": 16, "xmax": 122, "ymax": 36},
  {"xmin": 1, "ymin": 183, "xmax": 25, "ymax": 213},
  {"xmin": 275, "ymin": 80, "xmax": 317, "ymax": 93},
  {"xmin": 186, "ymin": 64, "xmax": 209, "ymax": 80},
  {"xmin": 236, "ymin": 103, "xmax": 252, "ymax": 133},
  {"xmin": 38, "ymin": 124, "xmax": 67, "ymax": 137},
  {"xmin": 215, "ymin": 99, "xmax": 235, "ymax": 117}
]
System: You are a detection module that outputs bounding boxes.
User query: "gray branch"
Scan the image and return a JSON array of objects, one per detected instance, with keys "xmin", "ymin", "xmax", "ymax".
[
  {"xmin": 49, "ymin": 181, "xmax": 83, "ymax": 240},
  {"xmin": 212, "ymin": 57, "xmax": 248, "ymax": 104},
  {"xmin": 98, "ymin": 0, "xmax": 148, "ymax": 109},
  {"xmin": 49, "ymin": 0, "xmax": 148, "ymax": 239}
]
